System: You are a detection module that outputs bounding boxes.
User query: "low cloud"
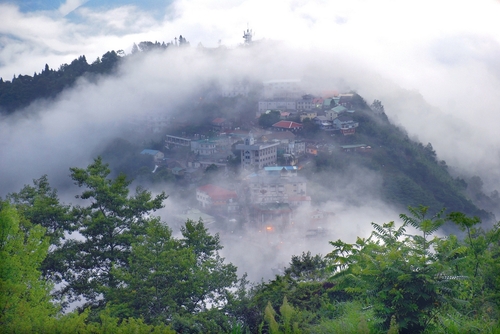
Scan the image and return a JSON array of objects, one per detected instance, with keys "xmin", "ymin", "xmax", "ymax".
[{"xmin": 1, "ymin": 0, "xmax": 500, "ymax": 279}]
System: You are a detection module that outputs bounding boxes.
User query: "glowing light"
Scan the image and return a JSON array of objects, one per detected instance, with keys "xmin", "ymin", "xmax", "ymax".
[{"xmin": 266, "ymin": 226, "xmax": 273, "ymax": 231}]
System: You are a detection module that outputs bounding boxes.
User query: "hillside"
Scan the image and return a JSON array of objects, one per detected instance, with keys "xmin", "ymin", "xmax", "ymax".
[{"xmin": 0, "ymin": 47, "xmax": 495, "ymax": 224}]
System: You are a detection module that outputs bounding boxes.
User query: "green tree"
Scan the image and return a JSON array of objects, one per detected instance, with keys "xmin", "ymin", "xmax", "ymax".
[
  {"xmin": 259, "ymin": 111, "xmax": 281, "ymax": 128},
  {"xmin": 106, "ymin": 219, "xmax": 195, "ymax": 323},
  {"xmin": 62, "ymin": 157, "xmax": 167, "ymax": 306},
  {"xmin": 178, "ymin": 219, "xmax": 239, "ymax": 313},
  {"xmin": 7, "ymin": 175, "xmax": 73, "ymax": 286},
  {"xmin": 328, "ymin": 206, "xmax": 464, "ymax": 333},
  {"xmin": 0, "ymin": 202, "xmax": 56, "ymax": 332}
]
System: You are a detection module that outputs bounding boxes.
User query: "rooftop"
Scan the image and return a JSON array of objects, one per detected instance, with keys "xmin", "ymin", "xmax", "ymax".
[
  {"xmin": 272, "ymin": 121, "xmax": 303, "ymax": 129},
  {"xmin": 197, "ymin": 184, "xmax": 238, "ymax": 201}
]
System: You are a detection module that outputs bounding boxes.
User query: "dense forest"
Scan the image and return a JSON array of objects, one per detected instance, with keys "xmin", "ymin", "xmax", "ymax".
[{"xmin": 1, "ymin": 160, "xmax": 499, "ymax": 333}]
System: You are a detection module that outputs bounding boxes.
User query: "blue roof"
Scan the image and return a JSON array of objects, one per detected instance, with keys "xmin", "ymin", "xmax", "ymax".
[
  {"xmin": 264, "ymin": 166, "xmax": 298, "ymax": 172},
  {"xmin": 141, "ymin": 149, "xmax": 161, "ymax": 155}
]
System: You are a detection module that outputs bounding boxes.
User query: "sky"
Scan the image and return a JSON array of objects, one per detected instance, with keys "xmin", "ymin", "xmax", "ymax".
[{"xmin": 1, "ymin": 0, "xmax": 500, "ymax": 278}]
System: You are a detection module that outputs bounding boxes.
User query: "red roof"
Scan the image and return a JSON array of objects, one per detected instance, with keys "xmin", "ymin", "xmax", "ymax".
[
  {"xmin": 197, "ymin": 184, "xmax": 237, "ymax": 201},
  {"xmin": 212, "ymin": 118, "xmax": 226, "ymax": 124},
  {"xmin": 272, "ymin": 121, "xmax": 303, "ymax": 129}
]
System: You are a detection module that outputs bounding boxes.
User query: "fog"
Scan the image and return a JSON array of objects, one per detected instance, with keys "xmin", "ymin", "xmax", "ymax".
[{"xmin": 1, "ymin": 0, "xmax": 500, "ymax": 280}]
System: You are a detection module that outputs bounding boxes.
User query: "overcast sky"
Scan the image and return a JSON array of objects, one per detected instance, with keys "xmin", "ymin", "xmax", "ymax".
[{"xmin": 1, "ymin": 0, "xmax": 500, "ymax": 190}]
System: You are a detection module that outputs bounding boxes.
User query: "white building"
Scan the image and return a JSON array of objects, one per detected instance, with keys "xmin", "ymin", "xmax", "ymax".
[
  {"xmin": 262, "ymin": 79, "xmax": 302, "ymax": 99},
  {"xmin": 247, "ymin": 172, "xmax": 309, "ymax": 206},
  {"xmin": 258, "ymin": 100, "xmax": 297, "ymax": 113},
  {"xmin": 191, "ymin": 139, "xmax": 217, "ymax": 155},
  {"xmin": 236, "ymin": 134, "xmax": 279, "ymax": 170}
]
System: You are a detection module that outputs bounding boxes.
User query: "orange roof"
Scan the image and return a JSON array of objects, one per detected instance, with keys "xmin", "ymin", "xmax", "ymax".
[
  {"xmin": 272, "ymin": 121, "xmax": 303, "ymax": 129},
  {"xmin": 197, "ymin": 184, "xmax": 237, "ymax": 201}
]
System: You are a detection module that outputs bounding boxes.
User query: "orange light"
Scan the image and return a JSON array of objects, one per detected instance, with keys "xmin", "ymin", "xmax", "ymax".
[{"xmin": 266, "ymin": 226, "xmax": 273, "ymax": 231}]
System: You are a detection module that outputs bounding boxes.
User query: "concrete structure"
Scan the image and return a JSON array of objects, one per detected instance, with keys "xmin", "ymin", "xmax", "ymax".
[
  {"xmin": 247, "ymin": 172, "xmax": 308, "ymax": 205},
  {"xmin": 165, "ymin": 134, "xmax": 191, "ymax": 148},
  {"xmin": 196, "ymin": 184, "xmax": 239, "ymax": 213},
  {"xmin": 191, "ymin": 139, "xmax": 217, "ymax": 155},
  {"xmin": 236, "ymin": 134, "xmax": 279, "ymax": 170},
  {"xmin": 258, "ymin": 100, "xmax": 297, "ymax": 113},
  {"xmin": 262, "ymin": 79, "xmax": 302, "ymax": 99}
]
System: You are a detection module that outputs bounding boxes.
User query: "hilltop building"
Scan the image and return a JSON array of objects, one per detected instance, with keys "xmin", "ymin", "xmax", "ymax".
[{"xmin": 235, "ymin": 134, "xmax": 279, "ymax": 169}]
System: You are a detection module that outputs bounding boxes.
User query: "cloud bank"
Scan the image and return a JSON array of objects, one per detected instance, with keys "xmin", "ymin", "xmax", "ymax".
[{"xmin": 1, "ymin": 0, "xmax": 500, "ymax": 278}]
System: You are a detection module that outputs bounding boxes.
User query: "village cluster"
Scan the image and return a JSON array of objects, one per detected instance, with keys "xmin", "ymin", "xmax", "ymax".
[{"xmin": 137, "ymin": 79, "xmax": 372, "ymax": 233}]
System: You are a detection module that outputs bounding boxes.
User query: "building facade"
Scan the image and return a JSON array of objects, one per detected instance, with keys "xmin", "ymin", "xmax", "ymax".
[{"xmin": 236, "ymin": 135, "xmax": 279, "ymax": 169}]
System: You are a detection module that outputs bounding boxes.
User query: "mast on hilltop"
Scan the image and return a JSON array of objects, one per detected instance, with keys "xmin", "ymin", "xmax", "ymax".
[{"xmin": 243, "ymin": 26, "xmax": 253, "ymax": 45}]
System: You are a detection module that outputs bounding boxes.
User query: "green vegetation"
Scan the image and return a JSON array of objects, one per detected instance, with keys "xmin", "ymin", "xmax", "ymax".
[
  {"xmin": 303, "ymin": 94, "xmax": 493, "ymax": 222},
  {"xmin": 0, "ymin": 53, "xmax": 121, "ymax": 114},
  {"xmin": 1, "ymin": 160, "xmax": 499, "ymax": 333}
]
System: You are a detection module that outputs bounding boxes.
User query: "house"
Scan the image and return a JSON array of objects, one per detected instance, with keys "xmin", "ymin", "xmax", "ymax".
[
  {"xmin": 338, "ymin": 94, "xmax": 354, "ymax": 108},
  {"xmin": 333, "ymin": 115, "xmax": 359, "ymax": 135},
  {"xmin": 300, "ymin": 111, "xmax": 317, "ymax": 122},
  {"xmin": 326, "ymin": 105, "xmax": 348, "ymax": 120},
  {"xmin": 272, "ymin": 120, "xmax": 303, "ymax": 132},
  {"xmin": 314, "ymin": 116, "xmax": 333, "ymax": 130},
  {"xmin": 236, "ymin": 134, "xmax": 279, "ymax": 169},
  {"xmin": 140, "ymin": 149, "xmax": 164, "ymax": 162},
  {"xmin": 196, "ymin": 184, "xmax": 239, "ymax": 213}
]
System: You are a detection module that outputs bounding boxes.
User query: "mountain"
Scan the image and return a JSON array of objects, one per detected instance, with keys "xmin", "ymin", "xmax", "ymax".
[{"xmin": 0, "ymin": 47, "xmax": 496, "ymax": 224}]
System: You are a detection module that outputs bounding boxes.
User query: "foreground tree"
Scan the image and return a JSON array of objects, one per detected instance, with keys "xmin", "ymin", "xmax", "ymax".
[
  {"xmin": 61, "ymin": 157, "xmax": 167, "ymax": 306},
  {"xmin": 106, "ymin": 219, "xmax": 240, "ymax": 333},
  {"xmin": 328, "ymin": 206, "xmax": 466, "ymax": 333},
  {"xmin": 6, "ymin": 175, "xmax": 73, "ymax": 285},
  {"xmin": 0, "ymin": 202, "xmax": 55, "ymax": 332}
]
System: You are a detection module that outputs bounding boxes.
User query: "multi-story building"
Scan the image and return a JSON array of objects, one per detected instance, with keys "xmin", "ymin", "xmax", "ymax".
[
  {"xmin": 258, "ymin": 100, "xmax": 297, "ymax": 114},
  {"xmin": 236, "ymin": 134, "xmax": 279, "ymax": 170},
  {"xmin": 191, "ymin": 139, "xmax": 217, "ymax": 155},
  {"xmin": 247, "ymin": 172, "xmax": 309, "ymax": 205},
  {"xmin": 262, "ymin": 79, "xmax": 302, "ymax": 99},
  {"xmin": 196, "ymin": 184, "xmax": 239, "ymax": 213}
]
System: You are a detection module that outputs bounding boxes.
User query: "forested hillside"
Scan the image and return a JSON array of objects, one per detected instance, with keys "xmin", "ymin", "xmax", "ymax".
[
  {"xmin": 1, "ymin": 46, "xmax": 496, "ymax": 223},
  {"xmin": 302, "ymin": 95, "xmax": 495, "ymax": 223},
  {"xmin": 0, "ymin": 52, "xmax": 122, "ymax": 114}
]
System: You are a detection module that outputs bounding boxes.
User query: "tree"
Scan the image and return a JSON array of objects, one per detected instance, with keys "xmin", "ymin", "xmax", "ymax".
[
  {"xmin": 370, "ymin": 99, "xmax": 385, "ymax": 114},
  {"xmin": 179, "ymin": 219, "xmax": 238, "ymax": 313},
  {"xmin": 106, "ymin": 219, "xmax": 195, "ymax": 324},
  {"xmin": 106, "ymin": 219, "xmax": 239, "ymax": 332},
  {"xmin": 7, "ymin": 176, "xmax": 73, "ymax": 279},
  {"xmin": 259, "ymin": 110, "xmax": 281, "ymax": 128},
  {"xmin": 61, "ymin": 157, "xmax": 167, "ymax": 306},
  {"xmin": 328, "ymin": 206, "xmax": 464, "ymax": 333},
  {"xmin": 0, "ymin": 202, "xmax": 56, "ymax": 332}
]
